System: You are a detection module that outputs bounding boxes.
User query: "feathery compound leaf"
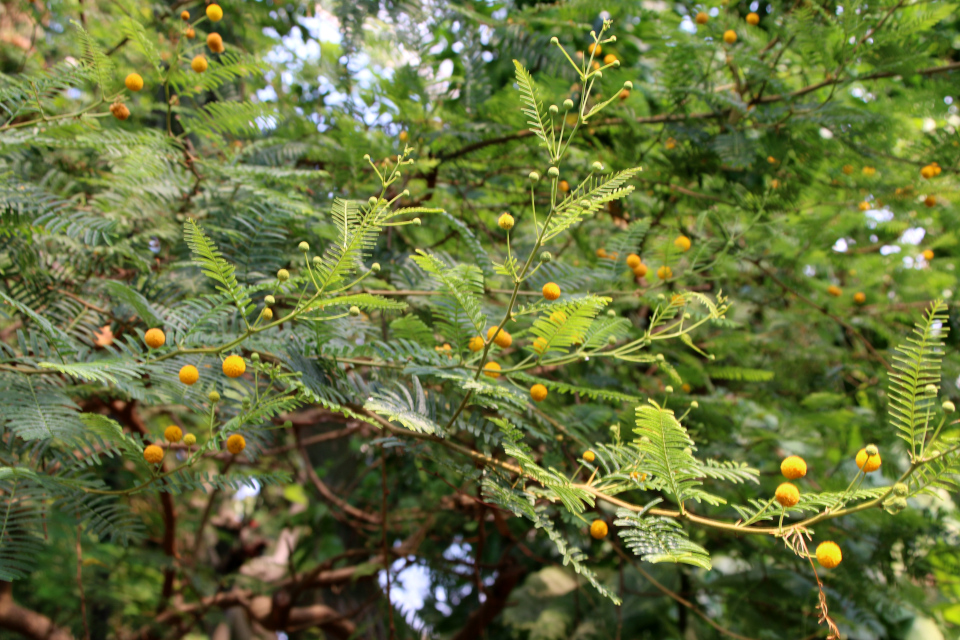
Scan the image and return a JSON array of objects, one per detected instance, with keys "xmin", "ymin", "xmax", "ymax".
[
  {"xmin": 365, "ymin": 377, "xmax": 443, "ymax": 435},
  {"xmin": 0, "ymin": 477, "xmax": 46, "ymax": 580},
  {"xmin": 512, "ymin": 60, "xmax": 553, "ymax": 156},
  {"xmin": 709, "ymin": 366, "xmax": 775, "ymax": 382},
  {"xmin": 37, "ymin": 360, "xmax": 145, "ymax": 385},
  {"xmin": 615, "ymin": 505, "xmax": 712, "ymax": 570},
  {"xmin": 888, "ymin": 300, "xmax": 948, "ymax": 454},
  {"xmin": 413, "ymin": 250, "xmax": 485, "ymax": 344},
  {"xmin": 511, "ymin": 371, "xmax": 641, "ymax": 404},
  {"xmin": 0, "ymin": 377, "xmax": 84, "ymax": 443},
  {"xmin": 183, "ymin": 219, "xmax": 249, "ymax": 309},
  {"xmin": 184, "ymin": 101, "xmax": 282, "ymax": 139},
  {"xmin": 544, "ymin": 169, "xmax": 641, "ymax": 241},
  {"xmin": 313, "ymin": 198, "xmax": 385, "ymax": 290},
  {"xmin": 634, "ymin": 401, "xmax": 708, "ymax": 510},
  {"xmin": 526, "ymin": 295, "xmax": 610, "ymax": 358}
]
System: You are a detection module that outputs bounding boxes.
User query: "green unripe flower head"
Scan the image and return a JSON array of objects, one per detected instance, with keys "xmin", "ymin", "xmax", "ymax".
[
  {"xmin": 251, "ymin": 353, "xmax": 260, "ymax": 361},
  {"xmin": 591, "ymin": 161, "xmax": 604, "ymax": 172},
  {"xmin": 893, "ymin": 483, "xmax": 909, "ymax": 496},
  {"xmin": 865, "ymin": 444, "xmax": 879, "ymax": 456},
  {"xmin": 529, "ymin": 171, "xmax": 540, "ymax": 182},
  {"xmin": 208, "ymin": 391, "xmax": 220, "ymax": 403},
  {"xmin": 264, "ymin": 295, "xmax": 275, "ymax": 305},
  {"xmin": 283, "ymin": 420, "xmax": 292, "ymax": 428},
  {"xmin": 183, "ymin": 433, "xmax": 196, "ymax": 446},
  {"xmin": 349, "ymin": 306, "xmax": 361, "ymax": 317},
  {"xmin": 313, "ymin": 256, "xmax": 322, "ymax": 264},
  {"xmin": 413, "ymin": 218, "xmax": 421, "ymax": 225},
  {"xmin": 667, "ymin": 386, "xmax": 675, "ymax": 393},
  {"xmin": 550, "ymin": 36, "xmax": 559, "ymax": 44},
  {"xmin": 402, "ymin": 189, "xmax": 410, "ymax": 197},
  {"xmin": 241, "ymin": 397, "xmax": 250, "ymax": 408},
  {"xmin": 944, "ymin": 400, "xmax": 956, "ymax": 413},
  {"xmin": 925, "ymin": 384, "xmax": 937, "ymax": 395},
  {"xmin": 607, "ymin": 309, "xmax": 616, "ymax": 318},
  {"xmin": 548, "ymin": 167, "xmax": 560, "ymax": 178},
  {"xmin": 540, "ymin": 251, "xmax": 553, "ymax": 263},
  {"xmin": 549, "ymin": 105, "xmax": 558, "ymax": 114},
  {"xmin": 298, "ymin": 241, "xmax": 309, "ymax": 252},
  {"xmin": 368, "ymin": 196, "xmax": 378, "ymax": 207},
  {"xmin": 607, "ymin": 335, "xmax": 617, "ymax": 345},
  {"xmin": 563, "ymin": 99, "xmax": 574, "ymax": 110},
  {"xmin": 372, "ymin": 263, "xmax": 381, "ymax": 273},
  {"xmin": 277, "ymin": 269, "xmax": 290, "ymax": 282},
  {"xmin": 691, "ymin": 401, "xmax": 699, "ymax": 408},
  {"xmin": 624, "ymin": 81, "xmax": 633, "ymax": 89}
]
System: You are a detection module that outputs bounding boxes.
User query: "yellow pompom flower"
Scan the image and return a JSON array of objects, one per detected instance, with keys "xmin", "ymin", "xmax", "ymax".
[
  {"xmin": 468, "ymin": 335, "xmax": 484, "ymax": 352},
  {"xmin": 206, "ymin": 32, "xmax": 225, "ymax": 54},
  {"xmin": 746, "ymin": 12, "xmax": 760, "ymax": 24},
  {"xmin": 183, "ymin": 433, "xmax": 197, "ymax": 446},
  {"xmin": 399, "ymin": 131, "xmax": 409, "ymax": 142},
  {"xmin": 206, "ymin": 4, "xmax": 223, "ymax": 21},
  {"xmin": 530, "ymin": 384, "xmax": 548, "ymax": 402},
  {"xmin": 827, "ymin": 285, "xmax": 842, "ymax": 297},
  {"xmin": 816, "ymin": 541, "xmax": 842, "ymax": 568},
  {"xmin": 185, "ymin": 27, "xmax": 196, "ymax": 39},
  {"xmin": 180, "ymin": 10, "xmax": 190, "ymax": 20},
  {"xmin": 559, "ymin": 180, "xmax": 570, "ymax": 193},
  {"xmin": 498, "ymin": 213, "xmax": 515, "ymax": 230},
  {"xmin": 222, "ymin": 355, "xmax": 246, "ymax": 378},
  {"xmin": 853, "ymin": 292, "xmax": 866, "ymax": 305},
  {"xmin": 144, "ymin": 444, "xmax": 164, "ymax": 464},
  {"xmin": 590, "ymin": 519, "xmax": 608, "ymax": 539},
  {"xmin": 587, "ymin": 43, "xmax": 601, "ymax": 55},
  {"xmin": 125, "ymin": 73, "xmax": 144, "ymax": 92},
  {"xmin": 695, "ymin": 11, "xmax": 709, "ymax": 24},
  {"xmin": 596, "ymin": 248, "xmax": 607, "ymax": 258},
  {"xmin": 542, "ymin": 282, "xmax": 561, "ymax": 301},
  {"xmin": 674, "ymin": 235, "xmax": 691, "ymax": 252},
  {"xmin": 633, "ymin": 263, "xmax": 648, "ymax": 278},
  {"xmin": 164, "ymin": 425, "xmax": 183, "ymax": 443},
  {"xmin": 925, "ymin": 195, "xmax": 937, "ymax": 208},
  {"xmin": 855, "ymin": 448, "xmax": 881, "ymax": 472},
  {"xmin": 780, "ymin": 456, "xmax": 807, "ymax": 480},
  {"xmin": 603, "ymin": 53, "xmax": 617, "ymax": 65},
  {"xmin": 583, "ymin": 450, "xmax": 595, "ymax": 463},
  {"xmin": 179, "ymin": 365, "xmax": 199, "ymax": 385},
  {"xmin": 626, "ymin": 253, "xmax": 642, "ymax": 269},
  {"xmin": 775, "ymin": 482, "xmax": 800, "ymax": 507},
  {"xmin": 922, "ymin": 249, "xmax": 934, "ymax": 261},
  {"xmin": 862, "ymin": 166, "xmax": 876, "ymax": 177},
  {"xmin": 483, "ymin": 362, "xmax": 501, "ymax": 379},
  {"xmin": 842, "ymin": 164, "xmax": 854, "ymax": 175},
  {"xmin": 657, "ymin": 265, "xmax": 673, "ymax": 280},
  {"xmin": 723, "ymin": 30, "xmax": 737, "ymax": 44},
  {"xmin": 144, "ymin": 328, "xmax": 166, "ymax": 349},
  {"xmin": 226, "ymin": 434, "xmax": 246, "ymax": 455},
  {"xmin": 487, "ymin": 326, "xmax": 513, "ymax": 348},
  {"xmin": 191, "ymin": 55, "xmax": 208, "ymax": 73},
  {"xmin": 858, "ymin": 201, "xmax": 870, "ymax": 211}
]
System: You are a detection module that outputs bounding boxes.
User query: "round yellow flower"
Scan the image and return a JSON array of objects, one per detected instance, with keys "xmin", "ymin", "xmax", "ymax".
[
  {"xmin": 559, "ymin": 180, "xmax": 570, "ymax": 193},
  {"xmin": 530, "ymin": 384, "xmax": 548, "ymax": 402},
  {"xmin": 124, "ymin": 73, "xmax": 144, "ymax": 92},
  {"xmin": 925, "ymin": 195, "xmax": 937, "ymax": 208},
  {"xmin": 185, "ymin": 27, "xmax": 196, "ymax": 39},
  {"xmin": 164, "ymin": 425, "xmax": 183, "ymax": 443},
  {"xmin": 633, "ymin": 263, "xmax": 648, "ymax": 278},
  {"xmin": 853, "ymin": 292, "xmax": 866, "ymax": 305},
  {"xmin": 827, "ymin": 285, "xmax": 842, "ymax": 297},
  {"xmin": 483, "ymin": 362, "xmax": 501, "ymax": 379},
  {"xmin": 746, "ymin": 12, "xmax": 760, "ymax": 24},
  {"xmin": 144, "ymin": 328, "xmax": 166, "ymax": 349},
  {"xmin": 922, "ymin": 249, "xmax": 934, "ymax": 261},
  {"xmin": 858, "ymin": 201, "xmax": 870, "ymax": 211},
  {"xmin": 842, "ymin": 164, "xmax": 854, "ymax": 175},
  {"xmin": 780, "ymin": 456, "xmax": 807, "ymax": 480},
  {"xmin": 862, "ymin": 166, "xmax": 876, "ymax": 177},
  {"xmin": 183, "ymin": 434, "xmax": 197, "ymax": 446},
  {"xmin": 674, "ymin": 235, "xmax": 691, "ymax": 252},
  {"xmin": 469, "ymin": 336, "xmax": 484, "ymax": 352},
  {"xmin": 206, "ymin": 32, "xmax": 225, "ymax": 54},
  {"xmin": 191, "ymin": 55, "xmax": 208, "ymax": 73},
  {"xmin": 222, "ymin": 355, "xmax": 246, "ymax": 378},
  {"xmin": 626, "ymin": 253, "xmax": 642, "ymax": 269},
  {"xmin": 180, "ymin": 10, "xmax": 190, "ymax": 20},
  {"xmin": 583, "ymin": 450, "xmax": 595, "ymax": 463},
  {"xmin": 775, "ymin": 482, "xmax": 800, "ymax": 507},
  {"xmin": 587, "ymin": 43, "xmax": 601, "ymax": 55},
  {"xmin": 399, "ymin": 131, "xmax": 408, "ymax": 142},
  {"xmin": 855, "ymin": 448, "xmax": 881, "ymax": 473},
  {"xmin": 603, "ymin": 53, "xmax": 617, "ymax": 65},
  {"xmin": 723, "ymin": 30, "xmax": 737, "ymax": 44},
  {"xmin": 596, "ymin": 248, "xmax": 607, "ymax": 258},
  {"xmin": 816, "ymin": 541, "xmax": 842, "ymax": 568},
  {"xmin": 542, "ymin": 282, "xmax": 561, "ymax": 301},
  {"xmin": 487, "ymin": 326, "xmax": 513, "ymax": 348},
  {"xmin": 144, "ymin": 444, "xmax": 164, "ymax": 464},
  {"xmin": 590, "ymin": 519, "xmax": 608, "ymax": 539},
  {"xmin": 206, "ymin": 4, "xmax": 223, "ymax": 21},
  {"xmin": 226, "ymin": 434, "xmax": 246, "ymax": 455},
  {"xmin": 657, "ymin": 265, "xmax": 673, "ymax": 280},
  {"xmin": 179, "ymin": 365, "xmax": 199, "ymax": 385},
  {"xmin": 498, "ymin": 213, "xmax": 515, "ymax": 230},
  {"xmin": 695, "ymin": 11, "xmax": 709, "ymax": 24}
]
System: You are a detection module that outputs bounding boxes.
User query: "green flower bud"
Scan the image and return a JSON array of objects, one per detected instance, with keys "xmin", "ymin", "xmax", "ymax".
[
  {"xmin": 691, "ymin": 401, "xmax": 699, "ymax": 408},
  {"xmin": 580, "ymin": 199, "xmax": 591, "ymax": 208},
  {"xmin": 591, "ymin": 161, "xmax": 604, "ymax": 172},
  {"xmin": 608, "ymin": 335, "xmax": 617, "ymax": 345},
  {"xmin": 549, "ymin": 105, "xmax": 559, "ymax": 114},
  {"xmin": 548, "ymin": 167, "xmax": 560, "ymax": 178},
  {"xmin": 241, "ymin": 397, "xmax": 250, "ymax": 408},
  {"xmin": 298, "ymin": 241, "xmax": 309, "ymax": 252},
  {"xmin": 656, "ymin": 354, "xmax": 664, "ymax": 361},
  {"xmin": 944, "ymin": 400, "xmax": 956, "ymax": 413},
  {"xmin": 866, "ymin": 444, "xmax": 879, "ymax": 456},
  {"xmin": 624, "ymin": 81, "xmax": 633, "ymax": 89},
  {"xmin": 371, "ymin": 263, "xmax": 381, "ymax": 273},
  {"xmin": 368, "ymin": 196, "xmax": 378, "ymax": 207},
  {"xmin": 402, "ymin": 189, "xmax": 410, "ymax": 197},
  {"xmin": 612, "ymin": 60, "xmax": 620, "ymax": 68},
  {"xmin": 283, "ymin": 420, "xmax": 292, "ymax": 428},
  {"xmin": 413, "ymin": 218, "xmax": 421, "ymax": 225},
  {"xmin": 609, "ymin": 35, "xmax": 617, "ymax": 42},
  {"xmin": 550, "ymin": 37, "xmax": 559, "ymax": 45},
  {"xmin": 607, "ymin": 309, "xmax": 616, "ymax": 318},
  {"xmin": 313, "ymin": 256, "xmax": 322, "ymax": 264},
  {"xmin": 277, "ymin": 269, "xmax": 290, "ymax": 282},
  {"xmin": 539, "ymin": 251, "xmax": 553, "ymax": 263},
  {"xmin": 883, "ymin": 496, "xmax": 908, "ymax": 514},
  {"xmin": 893, "ymin": 483, "xmax": 909, "ymax": 497},
  {"xmin": 925, "ymin": 384, "xmax": 937, "ymax": 395},
  {"xmin": 529, "ymin": 171, "xmax": 540, "ymax": 182},
  {"xmin": 563, "ymin": 99, "xmax": 574, "ymax": 110},
  {"xmin": 349, "ymin": 306, "xmax": 361, "ymax": 317},
  {"xmin": 595, "ymin": 71, "xmax": 603, "ymax": 78},
  {"xmin": 251, "ymin": 353, "xmax": 260, "ymax": 361},
  {"xmin": 363, "ymin": 154, "xmax": 371, "ymax": 161},
  {"xmin": 264, "ymin": 295, "xmax": 275, "ymax": 305},
  {"xmin": 208, "ymin": 391, "xmax": 220, "ymax": 403}
]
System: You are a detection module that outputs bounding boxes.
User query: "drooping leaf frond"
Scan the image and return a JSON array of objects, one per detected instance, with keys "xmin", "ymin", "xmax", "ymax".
[{"xmin": 615, "ymin": 504, "xmax": 713, "ymax": 570}]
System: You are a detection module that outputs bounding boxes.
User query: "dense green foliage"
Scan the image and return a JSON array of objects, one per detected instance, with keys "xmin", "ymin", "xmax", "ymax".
[{"xmin": 2, "ymin": 0, "xmax": 960, "ymax": 638}]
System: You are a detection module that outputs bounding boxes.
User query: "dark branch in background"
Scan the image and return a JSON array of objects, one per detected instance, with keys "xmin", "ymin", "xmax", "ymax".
[{"xmin": 0, "ymin": 582, "xmax": 74, "ymax": 640}]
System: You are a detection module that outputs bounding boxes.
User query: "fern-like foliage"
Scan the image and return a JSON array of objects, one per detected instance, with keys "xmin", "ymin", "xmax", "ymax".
[
  {"xmin": 0, "ymin": 474, "xmax": 46, "ymax": 580},
  {"xmin": 184, "ymin": 219, "xmax": 251, "ymax": 315},
  {"xmin": 412, "ymin": 251, "xmax": 485, "ymax": 346},
  {"xmin": 365, "ymin": 377, "xmax": 444, "ymax": 435},
  {"xmin": 513, "ymin": 60, "xmax": 552, "ymax": 156},
  {"xmin": 888, "ymin": 300, "xmax": 948, "ymax": 457},
  {"xmin": 615, "ymin": 503, "xmax": 713, "ymax": 570},
  {"xmin": 544, "ymin": 168, "xmax": 641, "ymax": 240}
]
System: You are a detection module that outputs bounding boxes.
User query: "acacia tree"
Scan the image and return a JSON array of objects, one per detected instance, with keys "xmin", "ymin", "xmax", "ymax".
[{"xmin": 1, "ymin": 0, "xmax": 959, "ymax": 638}]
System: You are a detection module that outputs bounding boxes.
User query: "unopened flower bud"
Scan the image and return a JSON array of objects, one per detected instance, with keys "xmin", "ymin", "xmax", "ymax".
[
  {"xmin": 548, "ymin": 167, "xmax": 560, "ymax": 178},
  {"xmin": 349, "ymin": 306, "xmax": 361, "ymax": 317},
  {"xmin": 624, "ymin": 81, "xmax": 633, "ymax": 89},
  {"xmin": 549, "ymin": 105, "xmax": 558, "ymax": 114},
  {"xmin": 608, "ymin": 335, "xmax": 617, "ymax": 345},
  {"xmin": 277, "ymin": 269, "xmax": 290, "ymax": 282},
  {"xmin": 298, "ymin": 241, "xmax": 309, "ymax": 252},
  {"xmin": 550, "ymin": 37, "xmax": 559, "ymax": 44},
  {"xmin": 251, "ymin": 352, "xmax": 260, "ymax": 361},
  {"xmin": 539, "ymin": 251, "xmax": 552, "ymax": 263},
  {"xmin": 656, "ymin": 354, "xmax": 664, "ymax": 361},
  {"xmin": 580, "ymin": 199, "xmax": 591, "ymax": 208},
  {"xmin": 402, "ymin": 189, "xmax": 410, "ymax": 196},
  {"xmin": 368, "ymin": 196, "xmax": 378, "ymax": 207},
  {"xmin": 607, "ymin": 309, "xmax": 616, "ymax": 317},
  {"xmin": 691, "ymin": 401, "xmax": 699, "ymax": 408},
  {"xmin": 529, "ymin": 171, "xmax": 540, "ymax": 182},
  {"xmin": 413, "ymin": 218, "xmax": 421, "ymax": 225},
  {"xmin": 865, "ymin": 444, "xmax": 879, "ymax": 456},
  {"xmin": 313, "ymin": 256, "xmax": 322, "ymax": 264},
  {"xmin": 265, "ymin": 295, "xmax": 275, "ymax": 305},
  {"xmin": 563, "ymin": 99, "xmax": 574, "ymax": 110},
  {"xmin": 371, "ymin": 263, "xmax": 381, "ymax": 273},
  {"xmin": 283, "ymin": 420, "xmax": 292, "ymax": 428},
  {"xmin": 208, "ymin": 391, "xmax": 220, "ymax": 403},
  {"xmin": 242, "ymin": 397, "xmax": 250, "ymax": 408},
  {"xmin": 925, "ymin": 384, "xmax": 937, "ymax": 395},
  {"xmin": 363, "ymin": 154, "xmax": 371, "ymax": 161},
  {"xmin": 591, "ymin": 161, "xmax": 603, "ymax": 172},
  {"xmin": 944, "ymin": 400, "xmax": 956, "ymax": 413},
  {"xmin": 893, "ymin": 483, "xmax": 909, "ymax": 496},
  {"xmin": 609, "ymin": 36, "xmax": 617, "ymax": 42},
  {"xmin": 666, "ymin": 386, "xmax": 674, "ymax": 393}
]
